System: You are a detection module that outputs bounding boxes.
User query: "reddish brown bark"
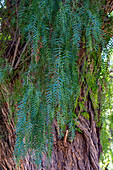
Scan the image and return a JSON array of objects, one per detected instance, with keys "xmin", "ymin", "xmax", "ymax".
[
  {"xmin": 0, "ymin": 102, "xmax": 37, "ymax": 170},
  {"xmin": 0, "ymin": 103, "xmax": 16, "ymax": 170},
  {"xmin": 40, "ymin": 38, "xmax": 102, "ymax": 169},
  {"xmin": 1, "ymin": 1, "xmax": 112, "ymax": 169},
  {"xmin": 41, "ymin": 100, "xmax": 101, "ymax": 170}
]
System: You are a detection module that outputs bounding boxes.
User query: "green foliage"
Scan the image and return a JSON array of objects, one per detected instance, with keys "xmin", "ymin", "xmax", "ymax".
[
  {"xmin": 0, "ymin": 0, "xmax": 113, "ymax": 167},
  {"xmin": 99, "ymin": 37, "xmax": 113, "ymax": 169}
]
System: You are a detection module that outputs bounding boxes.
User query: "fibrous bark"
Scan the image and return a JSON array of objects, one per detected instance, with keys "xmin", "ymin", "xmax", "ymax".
[
  {"xmin": 41, "ymin": 101, "xmax": 101, "ymax": 170},
  {"xmin": 0, "ymin": 102, "xmax": 37, "ymax": 170}
]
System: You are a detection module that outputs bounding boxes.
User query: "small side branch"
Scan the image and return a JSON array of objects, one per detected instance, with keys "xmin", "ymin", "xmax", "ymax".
[
  {"xmin": 14, "ymin": 39, "xmax": 30, "ymax": 69},
  {"xmin": 64, "ymin": 130, "xmax": 69, "ymax": 144},
  {"xmin": 11, "ymin": 36, "xmax": 20, "ymax": 67}
]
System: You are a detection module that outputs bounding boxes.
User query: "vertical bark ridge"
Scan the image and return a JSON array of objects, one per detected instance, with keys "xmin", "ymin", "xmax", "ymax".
[
  {"xmin": 0, "ymin": 103, "xmax": 16, "ymax": 170},
  {"xmin": 41, "ymin": 111, "xmax": 101, "ymax": 170},
  {"xmin": 0, "ymin": 102, "xmax": 37, "ymax": 170}
]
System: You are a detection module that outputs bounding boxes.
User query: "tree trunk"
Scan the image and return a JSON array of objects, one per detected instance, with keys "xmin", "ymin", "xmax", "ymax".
[
  {"xmin": 41, "ymin": 44, "xmax": 102, "ymax": 169},
  {"xmin": 0, "ymin": 102, "xmax": 37, "ymax": 170},
  {"xmin": 0, "ymin": 96, "xmax": 102, "ymax": 170},
  {"xmin": 0, "ymin": 102, "xmax": 16, "ymax": 170},
  {"xmin": 41, "ymin": 101, "xmax": 101, "ymax": 170},
  {"xmin": 0, "ymin": 47, "xmax": 102, "ymax": 170},
  {"xmin": 0, "ymin": 88, "xmax": 101, "ymax": 170},
  {"xmin": 1, "ymin": 0, "xmax": 112, "ymax": 168}
]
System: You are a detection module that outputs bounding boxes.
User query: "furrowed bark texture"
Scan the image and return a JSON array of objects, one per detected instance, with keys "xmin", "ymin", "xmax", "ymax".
[
  {"xmin": 0, "ymin": 45, "xmax": 102, "ymax": 170},
  {"xmin": 0, "ymin": 103, "xmax": 16, "ymax": 170},
  {"xmin": 40, "ymin": 38, "xmax": 103, "ymax": 169},
  {"xmin": 0, "ymin": 102, "xmax": 37, "ymax": 170},
  {"xmin": 1, "ymin": 0, "xmax": 112, "ymax": 169},
  {"xmin": 0, "ymin": 101, "xmax": 101, "ymax": 170},
  {"xmin": 41, "ymin": 101, "xmax": 101, "ymax": 170}
]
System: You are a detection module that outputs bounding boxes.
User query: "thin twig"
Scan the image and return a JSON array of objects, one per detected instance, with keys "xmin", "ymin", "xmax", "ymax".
[
  {"xmin": 11, "ymin": 36, "xmax": 20, "ymax": 67},
  {"xmin": 16, "ymin": 0, "xmax": 19, "ymax": 31},
  {"xmin": 6, "ymin": 32, "xmax": 17, "ymax": 58},
  {"xmin": 19, "ymin": 55, "xmax": 31, "ymax": 66},
  {"xmin": 14, "ymin": 39, "xmax": 30, "ymax": 69},
  {"xmin": 64, "ymin": 130, "xmax": 69, "ymax": 144}
]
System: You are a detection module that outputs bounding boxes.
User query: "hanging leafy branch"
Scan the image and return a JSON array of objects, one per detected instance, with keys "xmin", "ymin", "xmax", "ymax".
[{"xmin": 0, "ymin": 0, "xmax": 113, "ymax": 167}]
